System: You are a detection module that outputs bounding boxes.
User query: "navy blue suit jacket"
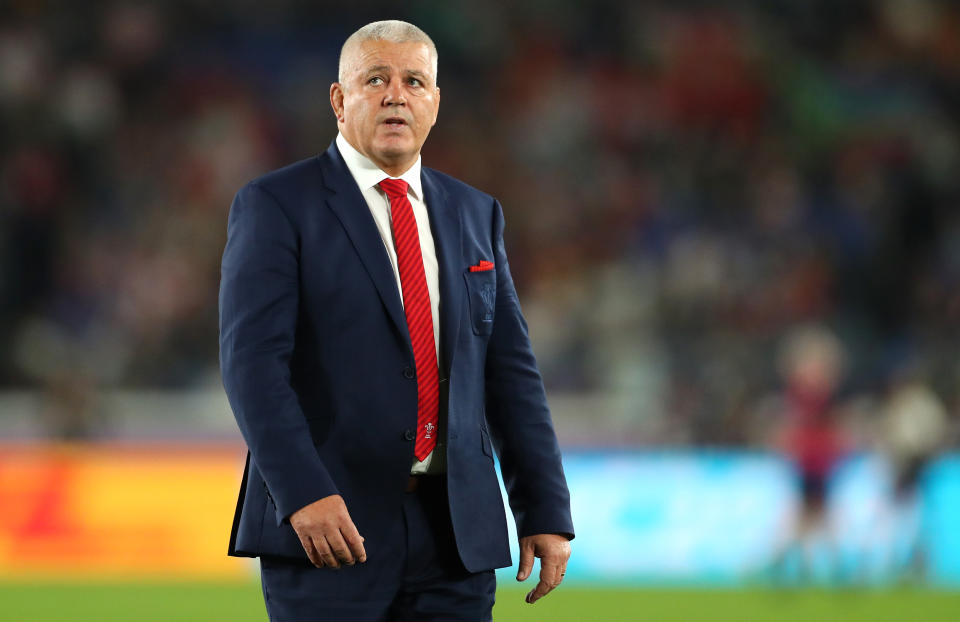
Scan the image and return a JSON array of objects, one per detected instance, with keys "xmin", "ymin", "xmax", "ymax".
[{"xmin": 219, "ymin": 142, "xmax": 573, "ymax": 572}]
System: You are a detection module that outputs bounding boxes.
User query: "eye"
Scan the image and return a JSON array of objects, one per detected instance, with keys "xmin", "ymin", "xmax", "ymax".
[
  {"xmin": 368, "ymin": 76, "xmax": 384, "ymax": 86},
  {"xmin": 408, "ymin": 77, "xmax": 422, "ymax": 87}
]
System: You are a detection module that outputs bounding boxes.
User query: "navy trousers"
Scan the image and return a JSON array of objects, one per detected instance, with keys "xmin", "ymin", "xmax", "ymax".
[{"xmin": 260, "ymin": 477, "xmax": 496, "ymax": 621}]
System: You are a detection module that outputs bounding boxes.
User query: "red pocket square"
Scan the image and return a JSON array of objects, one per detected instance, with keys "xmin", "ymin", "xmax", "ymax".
[{"xmin": 469, "ymin": 260, "xmax": 495, "ymax": 272}]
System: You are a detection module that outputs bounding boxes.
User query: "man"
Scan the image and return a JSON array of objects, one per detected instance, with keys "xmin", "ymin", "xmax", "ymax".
[{"xmin": 219, "ymin": 20, "xmax": 573, "ymax": 621}]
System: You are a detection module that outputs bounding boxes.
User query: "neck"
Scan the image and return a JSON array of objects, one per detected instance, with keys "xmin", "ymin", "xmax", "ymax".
[{"xmin": 378, "ymin": 159, "xmax": 416, "ymax": 177}]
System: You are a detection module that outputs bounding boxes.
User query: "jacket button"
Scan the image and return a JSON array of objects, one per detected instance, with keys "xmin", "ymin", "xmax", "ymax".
[
  {"xmin": 403, "ymin": 429, "xmax": 416, "ymax": 441},
  {"xmin": 402, "ymin": 367, "xmax": 415, "ymax": 379}
]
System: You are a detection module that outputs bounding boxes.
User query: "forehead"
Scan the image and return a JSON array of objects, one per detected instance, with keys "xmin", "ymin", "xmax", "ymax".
[{"xmin": 347, "ymin": 39, "xmax": 434, "ymax": 78}]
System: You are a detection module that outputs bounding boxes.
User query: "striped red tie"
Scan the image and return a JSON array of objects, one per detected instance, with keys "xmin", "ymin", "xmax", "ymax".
[{"xmin": 379, "ymin": 178, "xmax": 439, "ymax": 461}]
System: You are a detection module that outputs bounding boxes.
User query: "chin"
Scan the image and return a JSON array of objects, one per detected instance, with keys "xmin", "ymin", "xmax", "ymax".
[{"xmin": 374, "ymin": 140, "xmax": 415, "ymax": 160}]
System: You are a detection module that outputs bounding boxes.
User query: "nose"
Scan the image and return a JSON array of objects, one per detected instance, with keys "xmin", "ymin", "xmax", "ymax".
[{"xmin": 383, "ymin": 79, "xmax": 406, "ymax": 106}]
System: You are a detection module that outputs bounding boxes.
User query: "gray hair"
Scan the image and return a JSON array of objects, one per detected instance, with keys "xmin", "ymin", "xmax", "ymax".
[{"xmin": 338, "ymin": 20, "xmax": 438, "ymax": 84}]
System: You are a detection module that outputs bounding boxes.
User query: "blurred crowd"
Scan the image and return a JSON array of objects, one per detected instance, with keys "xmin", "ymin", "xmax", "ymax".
[{"xmin": 2, "ymin": 0, "xmax": 960, "ymax": 450}]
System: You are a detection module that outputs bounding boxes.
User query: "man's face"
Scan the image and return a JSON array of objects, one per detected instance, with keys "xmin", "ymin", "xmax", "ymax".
[{"xmin": 331, "ymin": 39, "xmax": 440, "ymax": 176}]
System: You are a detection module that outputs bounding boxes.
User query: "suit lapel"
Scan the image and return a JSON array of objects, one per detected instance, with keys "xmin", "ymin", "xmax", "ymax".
[
  {"xmin": 422, "ymin": 169, "xmax": 463, "ymax": 378},
  {"xmin": 318, "ymin": 144, "xmax": 409, "ymax": 343}
]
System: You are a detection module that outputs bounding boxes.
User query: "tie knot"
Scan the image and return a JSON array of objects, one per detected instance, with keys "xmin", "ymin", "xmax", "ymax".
[{"xmin": 379, "ymin": 178, "xmax": 409, "ymax": 199}]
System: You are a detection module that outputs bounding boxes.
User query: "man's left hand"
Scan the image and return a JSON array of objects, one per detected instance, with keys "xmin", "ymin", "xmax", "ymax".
[{"xmin": 516, "ymin": 533, "xmax": 571, "ymax": 604}]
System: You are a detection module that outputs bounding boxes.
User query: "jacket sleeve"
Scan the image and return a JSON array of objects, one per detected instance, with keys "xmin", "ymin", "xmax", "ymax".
[
  {"xmin": 483, "ymin": 199, "xmax": 575, "ymax": 540},
  {"xmin": 219, "ymin": 182, "xmax": 339, "ymax": 526}
]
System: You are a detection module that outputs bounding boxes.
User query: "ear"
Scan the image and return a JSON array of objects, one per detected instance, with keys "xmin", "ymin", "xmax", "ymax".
[{"xmin": 330, "ymin": 83, "xmax": 345, "ymax": 123}]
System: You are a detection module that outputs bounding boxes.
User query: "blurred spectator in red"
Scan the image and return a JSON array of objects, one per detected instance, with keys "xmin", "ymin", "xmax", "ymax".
[{"xmin": 774, "ymin": 324, "xmax": 848, "ymax": 581}]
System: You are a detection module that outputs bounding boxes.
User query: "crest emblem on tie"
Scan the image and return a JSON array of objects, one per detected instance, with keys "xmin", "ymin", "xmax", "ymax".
[
  {"xmin": 424, "ymin": 422, "xmax": 435, "ymax": 439},
  {"xmin": 479, "ymin": 282, "xmax": 495, "ymax": 321}
]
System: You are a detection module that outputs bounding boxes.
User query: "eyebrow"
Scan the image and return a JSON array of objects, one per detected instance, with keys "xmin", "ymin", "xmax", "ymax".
[
  {"xmin": 406, "ymin": 69, "xmax": 429, "ymax": 82},
  {"xmin": 363, "ymin": 65, "xmax": 391, "ymax": 76},
  {"xmin": 361, "ymin": 66, "xmax": 431, "ymax": 83}
]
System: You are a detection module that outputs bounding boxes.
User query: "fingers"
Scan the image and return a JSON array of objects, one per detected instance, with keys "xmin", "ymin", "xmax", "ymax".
[
  {"xmin": 327, "ymin": 529, "xmax": 357, "ymax": 566},
  {"xmin": 297, "ymin": 533, "xmax": 325, "ymax": 569},
  {"xmin": 525, "ymin": 558, "xmax": 561, "ymax": 604},
  {"xmin": 342, "ymin": 522, "xmax": 367, "ymax": 564},
  {"xmin": 516, "ymin": 540, "xmax": 534, "ymax": 582},
  {"xmin": 313, "ymin": 535, "xmax": 340, "ymax": 569}
]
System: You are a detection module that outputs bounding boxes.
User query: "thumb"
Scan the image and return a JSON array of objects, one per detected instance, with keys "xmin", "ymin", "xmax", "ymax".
[{"xmin": 517, "ymin": 541, "xmax": 534, "ymax": 582}]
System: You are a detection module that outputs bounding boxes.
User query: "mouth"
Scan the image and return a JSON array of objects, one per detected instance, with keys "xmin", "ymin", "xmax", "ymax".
[{"xmin": 382, "ymin": 116, "xmax": 409, "ymax": 129}]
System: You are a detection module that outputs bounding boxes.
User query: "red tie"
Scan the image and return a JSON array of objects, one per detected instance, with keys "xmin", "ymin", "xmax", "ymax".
[{"xmin": 379, "ymin": 178, "xmax": 439, "ymax": 461}]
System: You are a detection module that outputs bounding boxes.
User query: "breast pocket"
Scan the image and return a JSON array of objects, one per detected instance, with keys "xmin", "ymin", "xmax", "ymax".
[{"xmin": 463, "ymin": 270, "xmax": 496, "ymax": 336}]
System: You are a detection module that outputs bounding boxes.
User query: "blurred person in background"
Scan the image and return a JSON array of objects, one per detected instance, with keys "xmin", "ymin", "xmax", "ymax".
[
  {"xmin": 219, "ymin": 20, "xmax": 573, "ymax": 622},
  {"xmin": 880, "ymin": 379, "xmax": 949, "ymax": 580},
  {"xmin": 772, "ymin": 325, "xmax": 849, "ymax": 583}
]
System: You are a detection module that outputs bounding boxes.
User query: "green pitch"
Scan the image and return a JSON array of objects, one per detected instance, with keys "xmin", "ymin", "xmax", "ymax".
[{"xmin": 1, "ymin": 583, "xmax": 959, "ymax": 621}]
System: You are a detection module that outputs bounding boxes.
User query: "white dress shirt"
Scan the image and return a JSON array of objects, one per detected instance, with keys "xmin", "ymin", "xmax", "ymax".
[{"xmin": 335, "ymin": 133, "xmax": 445, "ymax": 474}]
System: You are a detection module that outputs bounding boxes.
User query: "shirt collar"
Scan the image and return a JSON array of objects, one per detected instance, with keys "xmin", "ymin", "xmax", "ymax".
[{"xmin": 335, "ymin": 132, "xmax": 423, "ymax": 201}]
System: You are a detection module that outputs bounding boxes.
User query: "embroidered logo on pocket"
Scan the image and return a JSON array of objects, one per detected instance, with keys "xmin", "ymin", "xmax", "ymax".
[{"xmin": 479, "ymin": 282, "xmax": 495, "ymax": 321}]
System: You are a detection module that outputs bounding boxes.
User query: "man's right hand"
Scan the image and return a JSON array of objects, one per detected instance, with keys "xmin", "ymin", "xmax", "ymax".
[{"xmin": 289, "ymin": 494, "xmax": 367, "ymax": 569}]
